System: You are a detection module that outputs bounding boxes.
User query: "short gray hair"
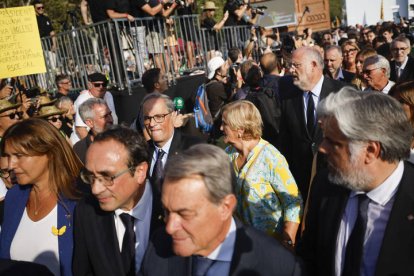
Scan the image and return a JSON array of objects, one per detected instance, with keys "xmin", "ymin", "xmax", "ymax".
[
  {"xmin": 391, "ymin": 35, "xmax": 411, "ymax": 49},
  {"xmin": 164, "ymin": 144, "xmax": 234, "ymax": 204},
  {"xmin": 297, "ymin": 47, "xmax": 324, "ymax": 69},
  {"xmin": 55, "ymin": 96, "xmax": 72, "ymax": 109},
  {"xmin": 325, "ymin": 45, "xmax": 342, "ymax": 56},
  {"xmin": 79, "ymin": 98, "xmax": 107, "ymax": 122},
  {"xmin": 317, "ymin": 86, "xmax": 413, "ymax": 162},
  {"xmin": 140, "ymin": 92, "xmax": 175, "ymax": 119},
  {"xmin": 363, "ymin": 55, "xmax": 390, "ymax": 78}
]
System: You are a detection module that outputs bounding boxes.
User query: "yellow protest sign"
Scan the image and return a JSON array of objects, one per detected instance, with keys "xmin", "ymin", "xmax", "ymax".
[{"xmin": 0, "ymin": 6, "xmax": 46, "ymax": 79}]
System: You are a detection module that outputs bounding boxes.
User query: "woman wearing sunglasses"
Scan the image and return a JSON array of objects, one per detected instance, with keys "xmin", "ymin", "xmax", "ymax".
[
  {"xmin": 37, "ymin": 105, "xmax": 72, "ymax": 146},
  {"xmin": 0, "ymin": 118, "xmax": 82, "ymax": 275}
]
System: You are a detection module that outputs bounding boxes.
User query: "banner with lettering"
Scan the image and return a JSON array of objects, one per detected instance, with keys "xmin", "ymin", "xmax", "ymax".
[{"xmin": 0, "ymin": 6, "xmax": 46, "ymax": 79}]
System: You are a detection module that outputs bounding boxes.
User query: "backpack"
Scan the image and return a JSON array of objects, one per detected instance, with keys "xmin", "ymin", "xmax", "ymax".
[
  {"xmin": 245, "ymin": 79, "xmax": 281, "ymax": 145},
  {"xmin": 193, "ymin": 83, "xmax": 214, "ymax": 133}
]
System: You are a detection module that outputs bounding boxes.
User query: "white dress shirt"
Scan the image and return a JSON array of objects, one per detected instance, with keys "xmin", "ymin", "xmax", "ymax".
[{"xmin": 303, "ymin": 76, "xmax": 324, "ymax": 124}]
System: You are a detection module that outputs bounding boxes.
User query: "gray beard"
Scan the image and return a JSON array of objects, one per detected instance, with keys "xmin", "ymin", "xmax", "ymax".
[{"xmin": 327, "ymin": 161, "xmax": 373, "ymax": 192}]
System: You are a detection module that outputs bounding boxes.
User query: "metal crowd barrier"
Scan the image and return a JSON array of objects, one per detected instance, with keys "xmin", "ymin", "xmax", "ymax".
[{"xmin": 26, "ymin": 16, "xmax": 257, "ymax": 94}]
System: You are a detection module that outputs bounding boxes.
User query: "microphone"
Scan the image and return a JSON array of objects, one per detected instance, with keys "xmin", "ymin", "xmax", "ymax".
[{"xmin": 173, "ymin": 97, "xmax": 184, "ymax": 113}]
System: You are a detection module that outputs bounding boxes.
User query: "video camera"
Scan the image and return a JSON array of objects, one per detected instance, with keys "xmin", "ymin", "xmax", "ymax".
[
  {"xmin": 250, "ymin": 5, "xmax": 267, "ymax": 16},
  {"xmin": 164, "ymin": 0, "xmax": 185, "ymax": 7}
]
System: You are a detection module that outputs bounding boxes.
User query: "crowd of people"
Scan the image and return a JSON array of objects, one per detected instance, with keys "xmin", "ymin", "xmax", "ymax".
[{"xmin": 1, "ymin": 0, "xmax": 414, "ymax": 275}]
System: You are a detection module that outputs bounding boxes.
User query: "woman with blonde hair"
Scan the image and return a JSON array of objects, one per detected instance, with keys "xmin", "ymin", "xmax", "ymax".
[
  {"xmin": 352, "ymin": 48, "xmax": 377, "ymax": 90},
  {"xmin": 221, "ymin": 100, "xmax": 302, "ymax": 248},
  {"xmin": 0, "ymin": 118, "xmax": 82, "ymax": 275},
  {"xmin": 341, "ymin": 40, "xmax": 360, "ymax": 73}
]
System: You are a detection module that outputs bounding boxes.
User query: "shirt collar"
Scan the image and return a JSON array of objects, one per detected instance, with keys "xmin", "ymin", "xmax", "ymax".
[
  {"xmin": 396, "ymin": 56, "xmax": 409, "ymax": 68},
  {"xmin": 206, "ymin": 217, "xmax": 236, "ymax": 262},
  {"xmin": 307, "ymin": 75, "xmax": 324, "ymax": 97},
  {"xmin": 336, "ymin": 68, "xmax": 345, "ymax": 80},
  {"xmin": 350, "ymin": 161, "xmax": 404, "ymax": 206},
  {"xmin": 114, "ymin": 180, "xmax": 153, "ymax": 221}
]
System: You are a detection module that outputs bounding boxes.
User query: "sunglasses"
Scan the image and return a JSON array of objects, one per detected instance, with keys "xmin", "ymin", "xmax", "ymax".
[
  {"xmin": 0, "ymin": 111, "xmax": 23, "ymax": 120},
  {"xmin": 92, "ymin": 82, "xmax": 107, "ymax": 88},
  {"xmin": 48, "ymin": 116, "xmax": 63, "ymax": 122},
  {"xmin": 36, "ymin": 6, "xmax": 44, "ymax": 10}
]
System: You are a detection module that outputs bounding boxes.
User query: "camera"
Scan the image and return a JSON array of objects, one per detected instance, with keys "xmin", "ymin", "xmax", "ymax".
[
  {"xmin": 251, "ymin": 6, "xmax": 267, "ymax": 16},
  {"xmin": 164, "ymin": 0, "xmax": 185, "ymax": 7}
]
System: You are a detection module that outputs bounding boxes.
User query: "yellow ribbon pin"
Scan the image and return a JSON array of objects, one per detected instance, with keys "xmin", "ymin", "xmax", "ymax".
[{"xmin": 51, "ymin": 225, "xmax": 66, "ymax": 236}]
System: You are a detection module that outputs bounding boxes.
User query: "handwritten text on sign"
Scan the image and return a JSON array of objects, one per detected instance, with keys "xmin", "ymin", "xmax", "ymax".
[{"xmin": 0, "ymin": 6, "xmax": 46, "ymax": 79}]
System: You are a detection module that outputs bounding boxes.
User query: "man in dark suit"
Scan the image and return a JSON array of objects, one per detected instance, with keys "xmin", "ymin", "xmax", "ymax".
[
  {"xmin": 140, "ymin": 144, "xmax": 304, "ymax": 275},
  {"xmin": 297, "ymin": 88, "xmax": 414, "ymax": 276},
  {"xmin": 389, "ymin": 36, "xmax": 414, "ymax": 83},
  {"xmin": 141, "ymin": 92, "xmax": 204, "ymax": 221},
  {"xmin": 73, "ymin": 126, "xmax": 163, "ymax": 276},
  {"xmin": 278, "ymin": 47, "xmax": 344, "ymax": 201}
]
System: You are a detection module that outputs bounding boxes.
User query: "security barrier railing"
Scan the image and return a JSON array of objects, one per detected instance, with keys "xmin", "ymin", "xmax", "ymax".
[{"xmin": 24, "ymin": 16, "xmax": 257, "ymax": 94}]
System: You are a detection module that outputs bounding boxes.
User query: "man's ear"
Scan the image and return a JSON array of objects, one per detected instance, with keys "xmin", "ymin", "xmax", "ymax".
[
  {"xmin": 365, "ymin": 141, "xmax": 381, "ymax": 164},
  {"xmin": 133, "ymin": 162, "xmax": 149, "ymax": 184},
  {"xmin": 219, "ymin": 194, "xmax": 237, "ymax": 220},
  {"xmin": 84, "ymin": 118, "xmax": 94, "ymax": 129}
]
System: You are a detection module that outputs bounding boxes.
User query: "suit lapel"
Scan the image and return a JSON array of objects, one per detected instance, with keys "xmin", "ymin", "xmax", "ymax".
[
  {"xmin": 375, "ymin": 163, "xmax": 414, "ymax": 273},
  {"xmin": 96, "ymin": 211, "xmax": 126, "ymax": 275}
]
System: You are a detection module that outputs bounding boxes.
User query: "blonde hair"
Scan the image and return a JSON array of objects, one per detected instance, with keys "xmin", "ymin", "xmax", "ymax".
[{"xmin": 222, "ymin": 100, "xmax": 262, "ymax": 139}]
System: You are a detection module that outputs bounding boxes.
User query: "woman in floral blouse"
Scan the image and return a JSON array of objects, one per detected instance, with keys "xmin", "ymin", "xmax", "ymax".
[{"xmin": 221, "ymin": 100, "xmax": 302, "ymax": 247}]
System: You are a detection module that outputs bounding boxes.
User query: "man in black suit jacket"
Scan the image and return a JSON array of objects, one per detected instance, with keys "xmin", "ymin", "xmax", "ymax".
[
  {"xmin": 73, "ymin": 126, "xmax": 163, "ymax": 276},
  {"xmin": 140, "ymin": 144, "xmax": 304, "ymax": 276},
  {"xmin": 278, "ymin": 47, "xmax": 344, "ymax": 200},
  {"xmin": 297, "ymin": 88, "xmax": 414, "ymax": 276},
  {"xmin": 142, "ymin": 92, "xmax": 204, "ymax": 221},
  {"xmin": 389, "ymin": 36, "xmax": 414, "ymax": 83}
]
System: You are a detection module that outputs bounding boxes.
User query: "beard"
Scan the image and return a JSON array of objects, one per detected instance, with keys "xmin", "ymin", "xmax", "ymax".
[{"xmin": 327, "ymin": 149, "xmax": 373, "ymax": 192}]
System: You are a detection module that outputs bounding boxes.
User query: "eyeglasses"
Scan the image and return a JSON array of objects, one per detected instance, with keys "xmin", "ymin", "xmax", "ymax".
[
  {"xmin": 0, "ymin": 111, "xmax": 23, "ymax": 120},
  {"xmin": 343, "ymin": 48, "xmax": 357, "ymax": 55},
  {"xmin": 92, "ymin": 82, "xmax": 107, "ymax": 88},
  {"xmin": 143, "ymin": 112, "xmax": 172, "ymax": 124},
  {"xmin": 36, "ymin": 6, "xmax": 44, "ymax": 10},
  {"xmin": 289, "ymin": 62, "xmax": 302, "ymax": 69},
  {"xmin": 362, "ymin": 67, "xmax": 381, "ymax": 75},
  {"xmin": 0, "ymin": 169, "xmax": 10, "ymax": 179},
  {"xmin": 80, "ymin": 167, "xmax": 132, "ymax": 186},
  {"xmin": 47, "ymin": 116, "xmax": 63, "ymax": 122},
  {"xmin": 391, "ymin": 47, "xmax": 408, "ymax": 52},
  {"xmin": 59, "ymin": 81, "xmax": 71, "ymax": 85},
  {"xmin": 100, "ymin": 111, "xmax": 112, "ymax": 120}
]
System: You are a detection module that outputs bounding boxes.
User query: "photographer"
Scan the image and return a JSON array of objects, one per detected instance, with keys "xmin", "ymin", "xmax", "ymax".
[{"xmin": 224, "ymin": 0, "xmax": 258, "ymax": 27}]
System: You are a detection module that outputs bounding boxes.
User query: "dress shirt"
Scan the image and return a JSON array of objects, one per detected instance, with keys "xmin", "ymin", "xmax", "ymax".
[
  {"xmin": 150, "ymin": 132, "xmax": 174, "ymax": 176},
  {"xmin": 364, "ymin": 80, "xmax": 395, "ymax": 94},
  {"xmin": 114, "ymin": 180, "xmax": 153, "ymax": 272},
  {"xmin": 204, "ymin": 217, "xmax": 236, "ymax": 276},
  {"xmin": 335, "ymin": 68, "xmax": 345, "ymax": 80},
  {"xmin": 335, "ymin": 161, "xmax": 404, "ymax": 276},
  {"xmin": 303, "ymin": 76, "xmax": 323, "ymax": 124}
]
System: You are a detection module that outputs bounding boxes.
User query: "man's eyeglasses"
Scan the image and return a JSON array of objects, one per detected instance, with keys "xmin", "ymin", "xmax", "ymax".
[
  {"xmin": 362, "ymin": 67, "xmax": 381, "ymax": 75},
  {"xmin": 391, "ymin": 47, "xmax": 408, "ymax": 52},
  {"xmin": 143, "ymin": 112, "xmax": 172, "ymax": 124},
  {"xmin": 47, "ymin": 116, "xmax": 63, "ymax": 122},
  {"xmin": 80, "ymin": 167, "xmax": 132, "ymax": 187},
  {"xmin": 288, "ymin": 62, "xmax": 302, "ymax": 69},
  {"xmin": 0, "ymin": 111, "xmax": 23, "ymax": 120},
  {"xmin": 0, "ymin": 169, "xmax": 10, "ymax": 179},
  {"xmin": 92, "ymin": 82, "xmax": 107, "ymax": 88},
  {"xmin": 59, "ymin": 81, "xmax": 71, "ymax": 85},
  {"xmin": 36, "ymin": 6, "xmax": 44, "ymax": 10},
  {"xmin": 343, "ymin": 48, "xmax": 357, "ymax": 55}
]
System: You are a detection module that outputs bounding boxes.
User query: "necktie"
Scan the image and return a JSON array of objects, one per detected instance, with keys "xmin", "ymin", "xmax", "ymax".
[
  {"xmin": 342, "ymin": 194, "xmax": 370, "ymax": 276},
  {"xmin": 152, "ymin": 149, "xmax": 166, "ymax": 194},
  {"xmin": 120, "ymin": 213, "xmax": 136, "ymax": 276},
  {"xmin": 306, "ymin": 92, "xmax": 315, "ymax": 135},
  {"xmin": 192, "ymin": 256, "xmax": 215, "ymax": 276}
]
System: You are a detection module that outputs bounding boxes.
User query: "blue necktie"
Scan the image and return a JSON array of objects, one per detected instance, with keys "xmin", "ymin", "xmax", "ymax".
[{"xmin": 192, "ymin": 256, "xmax": 215, "ymax": 276}]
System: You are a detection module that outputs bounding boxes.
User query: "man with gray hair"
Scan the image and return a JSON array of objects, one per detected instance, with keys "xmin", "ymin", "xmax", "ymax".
[
  {"xmin": 140, "ymin": 144, "xmax": 304, "ymax": 275},
  {"xmin": 389, "ymin": 35, "xmax": 414, "ymax": 83},
  {"xmin": 324, "ymin": 45, "xmax": 355, "ymax": 83},
  {"xmin": 141, "ymin": 92, "xmax": 204, "ymax": 222},
  {"xmin": 73, "ymin": 98, "xmax": 113, "ymax": 163},
  {"xmin": 278, "ymin": 46, "xmax": 345, "ymax": 201},
  {"xmin": 298, "ymin": 87, "xmax": 414, "ymax": 276},
  {"xmin": 362, "ymin": 54, "xmax": 395, "ymax": 94}
]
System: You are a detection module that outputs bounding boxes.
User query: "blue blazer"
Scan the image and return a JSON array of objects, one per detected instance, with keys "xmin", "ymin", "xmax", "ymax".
[{"xmin": 0, "ymin": 184, "xmax": 77, "ymax": 276}]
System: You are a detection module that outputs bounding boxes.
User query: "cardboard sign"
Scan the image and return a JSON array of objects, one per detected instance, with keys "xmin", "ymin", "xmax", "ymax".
[{"xmin": 0, "ymin": 6, "xmax": 46, "ymax": 79}]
